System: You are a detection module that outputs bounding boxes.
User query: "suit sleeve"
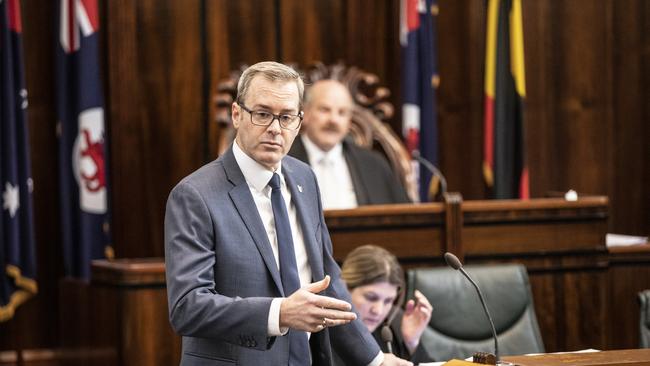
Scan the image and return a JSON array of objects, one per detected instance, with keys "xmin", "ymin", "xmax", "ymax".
[{"xmin": 164, "ymin": 181, "xmax": 275, "ymax": 350}]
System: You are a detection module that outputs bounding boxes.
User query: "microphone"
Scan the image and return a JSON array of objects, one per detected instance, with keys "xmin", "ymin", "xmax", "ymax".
[
  {"xmin": 411, "ymin": 150, "xmax": 447, "ymax": 200},
  {"xmin": 380, "ymin": 325, "xmax": 394, "ymax": 354},
  {"xmin": 444, "ymin": 252, "xmax": 500, "ymax": 362}
]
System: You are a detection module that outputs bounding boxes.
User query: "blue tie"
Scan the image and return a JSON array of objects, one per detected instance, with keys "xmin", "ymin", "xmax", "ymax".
[{"xmin": 268, "ymin": 173, "xmax": 310, "ymax": 365}]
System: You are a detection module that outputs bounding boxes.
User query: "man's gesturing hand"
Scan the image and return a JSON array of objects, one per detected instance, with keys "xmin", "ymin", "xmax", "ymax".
[{"xmin": 279, "ymin": 275, "xmax": 357, "ymax": 333}]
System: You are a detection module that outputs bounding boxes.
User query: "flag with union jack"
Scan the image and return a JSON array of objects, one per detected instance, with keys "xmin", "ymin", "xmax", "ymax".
[
  {"xmin": 56, "ymin": 0, "xmax": 112, "ymax": 279},
  {"xmin": 400, "ymin": 0, "xmax": 439, "ymax": 202},
  {"xmin": 1, "ymin": 0, "xmax": 38, "ymax": 322}
]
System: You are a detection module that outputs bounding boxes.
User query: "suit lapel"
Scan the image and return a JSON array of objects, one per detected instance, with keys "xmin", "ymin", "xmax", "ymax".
[
  {"xmin": 222, "ymin": 148, "xmax": 285, "ymax": 295},
  {"xmin": 342, "ymin": 140, "xmax": 369, "ymax": 205},
  {"xmin": 283, "ymin": 159, "xmax": 325, "ymax": 280},
  {"xmin": 287, "ymin": 135, "xmax": 310, "ymax": 165}
]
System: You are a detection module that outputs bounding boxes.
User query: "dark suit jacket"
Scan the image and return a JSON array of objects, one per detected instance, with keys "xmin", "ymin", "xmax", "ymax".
[
  {"xmin": 165, "ymin": 146, "xmax": 381, "ymax": 366},
  {"xmin": 332, "ymin": 310, "xmax": 434, "ymax": 365},
  {"xmin": 288, "ymin": 137, "xmax": 411, "ymax": 206}
]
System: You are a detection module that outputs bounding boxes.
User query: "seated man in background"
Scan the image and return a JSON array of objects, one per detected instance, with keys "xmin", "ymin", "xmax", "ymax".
[
  {"xmin": 288, "ymin": 79, "xmax": 411, "ymax": 209},
  {"xmin": 336, "ymin": 244, "xmax": 434, "ymax": 365}
]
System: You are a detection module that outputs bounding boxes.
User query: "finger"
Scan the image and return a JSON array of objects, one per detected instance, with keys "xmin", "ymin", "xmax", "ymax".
[
  {"xmin": 315, "ymin": 324, "xmax": 326, "ymax": 332},
  {"xmin": 404, "ymin": 299, "xmax": 416, "ymax": 312},
  {"xmin": 324, "ymin": 317, "xmax": 354, "ymax": 327},
  {"xmin": 313, "ymin": 294, "xmax": 352, "ymax": 311},
  {"xmin": 414, "ymin": 291, "xmax": 432, "ymax": 308},
  {"xmin": 304, "ymin": 275, "xmax": 330, "ymax": 294},
  {"xmin": 321, "ymin": 308, "xmax": 357, "ymax": 322}
]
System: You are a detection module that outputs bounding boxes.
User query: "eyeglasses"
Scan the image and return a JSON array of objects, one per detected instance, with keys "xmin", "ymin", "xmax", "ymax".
[{"xmin": 238, "ymin": 103, "xmax": 304, "ymax": 130}]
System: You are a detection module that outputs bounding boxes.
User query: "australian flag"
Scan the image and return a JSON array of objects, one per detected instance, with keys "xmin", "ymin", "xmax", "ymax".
[
  {"xmin": 1, "ymin": 0, "xmax": 38, "ymax": 322},
  {"xmin": 400, "ymin": 0, "xmax": 439, "ymax": 202},
  {"xmin": 56, "ymin": 0, "xmax": 112, "ymax": 280}
]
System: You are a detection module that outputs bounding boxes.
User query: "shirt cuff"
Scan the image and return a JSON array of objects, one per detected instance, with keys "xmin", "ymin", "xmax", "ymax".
[
  {"xmin": 367, "ymin": 351, "xmax": 384, "ymax": 366},
  {"xmin": 268, "ymin": 298, "xmax": 289, "ymax": 336}
]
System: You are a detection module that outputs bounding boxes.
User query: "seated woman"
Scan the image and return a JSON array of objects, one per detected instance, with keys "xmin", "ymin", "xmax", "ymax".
[{"xmin": 335, "ymin": 245, "xmax": 434, "ymax": 365}]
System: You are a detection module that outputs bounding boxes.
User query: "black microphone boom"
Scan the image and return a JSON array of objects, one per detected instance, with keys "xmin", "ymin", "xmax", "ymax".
[
  {"xmin": 411, "ymin": 150, "xmax": 447, "ymax": 199},
  {"xmin": 444, "ymin": 252, "xmax": 500, "ymax": 362}
]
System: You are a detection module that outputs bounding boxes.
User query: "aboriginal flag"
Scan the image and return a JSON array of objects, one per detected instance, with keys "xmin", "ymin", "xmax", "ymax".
[{"xmin": 483, "ymin": 0, "xmax": 529, "ymax": 199}]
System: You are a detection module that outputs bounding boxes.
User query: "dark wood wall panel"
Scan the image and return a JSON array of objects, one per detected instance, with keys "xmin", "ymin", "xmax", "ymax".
[
  {"xmin": 205, "ymin": 0, "xmax": 279, "ymax": 160},
  {"xmin": 106, "ymin": 0, "xmax": 205, "ymax": 258},
  {"xmin": 610, "ymin": 0, "xmax": 650, "ymax": 235},
  {"xmin": 3, "ymin": 0, "xmax": 650, "ymax": 359},
  {"xmin": 437, "ymin": 0, "xmax": 486, "ymax": 199},
  {"xmin": 550, "ymin": 1, "xmax": 611, "ymax": 195},
  {"xmin": 279, "ymin": 0, "xmax": 346, "ymax": 64}
]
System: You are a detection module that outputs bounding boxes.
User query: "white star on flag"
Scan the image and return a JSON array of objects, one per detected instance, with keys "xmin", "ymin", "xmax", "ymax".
[{"xmin": 3, "ymin": 182, "xmax": 20, "ymax": 218}]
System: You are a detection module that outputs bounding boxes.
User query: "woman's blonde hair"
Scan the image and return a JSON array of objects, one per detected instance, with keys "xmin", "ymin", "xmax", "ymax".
[{"xmin": 340, "ymin": 244, "xmax": 405, "ymax": 322}]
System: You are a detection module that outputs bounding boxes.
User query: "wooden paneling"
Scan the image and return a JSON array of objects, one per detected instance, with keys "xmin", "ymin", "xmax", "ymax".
[
  {"xmin": 608, "ymin": 245, "xmax": 650, "ymax": 350},
  {"xmin": 503, "ymin": 348, "xmax": 650, "ymax": 366},
  {"xmin": 437, "ymin": 0, "xmax": 486, "ymax": 199},
  {"xmin": 79, "ymin": 198, "xmax": 650, "ymax": 366},
  {"xmin": 205, "ymin": 0, "xmax": 279, "ymax": 160},
  {"xmin": 107, "ymin": 0, "xmax": 650, "ymax": 261},
  {"xmin": 4, "ymin": 0, "xmax": 650, "ymax": 360},
  {"xmin": 105, "ymin": 0, "xmax": 205, "ymax": 259},
  {"xmin": 92, "ymin": 259, "xmax": 180, "ymax": 366},
  {"xmin": 610, "ymin": 0, "xmax": 650, "ymax": 236}
]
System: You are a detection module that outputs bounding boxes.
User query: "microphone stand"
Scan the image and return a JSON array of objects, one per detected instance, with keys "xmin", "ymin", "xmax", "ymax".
[
  {"xmin": 444, "ymin": 252, "xmax": 500, "ymax": 363},
  {"xmin": 411, "ymin": 150, "xmax": 447, "ymax": 201}
]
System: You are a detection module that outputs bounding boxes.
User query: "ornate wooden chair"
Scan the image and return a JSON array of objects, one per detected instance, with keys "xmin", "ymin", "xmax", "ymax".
[{"xmin": 213, "ymin": 62, "xmax": 418, "ymax": 202}]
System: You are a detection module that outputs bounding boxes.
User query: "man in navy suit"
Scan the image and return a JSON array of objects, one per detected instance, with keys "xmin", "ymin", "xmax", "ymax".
[{"xmin": 165, "ymin": 62, "xmax": 412, "ymax": 366}]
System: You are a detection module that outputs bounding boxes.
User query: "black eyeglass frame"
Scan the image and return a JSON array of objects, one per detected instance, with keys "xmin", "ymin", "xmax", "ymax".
[{"xmin": 237, "ymin": 102, "xmax": 304, "ymax": 130}]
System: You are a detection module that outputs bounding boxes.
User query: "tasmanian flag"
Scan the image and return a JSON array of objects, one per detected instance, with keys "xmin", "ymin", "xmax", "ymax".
[
  {"xmin": 56, "ymin": 0, "xmax": 112, "ymax": 280},
  {"xmin": 483, "ymin": 0, "xmax": 529, "ymax": 199},
  {"xmin": 1, "ymin": 0, "xmax": 37, "ymax": 322},
  {"xmin": 400, "ymin": 0, "xmax": 439, "ymax": 202}
]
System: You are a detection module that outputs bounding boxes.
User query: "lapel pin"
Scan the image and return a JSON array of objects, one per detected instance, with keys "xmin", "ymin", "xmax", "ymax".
[{"xmin": 297, "ymin": 185, "xmax": 303, "ymax": 193}]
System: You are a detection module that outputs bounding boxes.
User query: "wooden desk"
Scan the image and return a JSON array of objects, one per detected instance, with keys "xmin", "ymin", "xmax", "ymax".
[
  {"xmin": 503, "ymin": 349, "xmax": 650, "ymax": 366},
  {"xmin": 91, "ymin": 258, "xmax": 180, "ymax": 366},
  {"xmin": 326, "ymin": 196, "xmax": 610, "ymax": 352},
  {"xmin": 608, "ymin": 244, "xmax": 650, "ymax": 349},
  {"xmin": 87, "ymin": 196, "xmax": 650, "ymax": 366}
]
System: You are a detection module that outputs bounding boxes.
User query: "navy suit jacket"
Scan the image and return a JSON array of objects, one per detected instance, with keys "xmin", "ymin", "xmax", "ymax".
[{"xmin": 165, "ymin": 146, "xmax": 380, "ymax": 365}]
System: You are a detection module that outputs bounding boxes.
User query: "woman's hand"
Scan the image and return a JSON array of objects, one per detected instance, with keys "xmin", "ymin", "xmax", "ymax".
[{"xmin": 400, "ymin": 289, "xmax": 433, "ymax": 354}]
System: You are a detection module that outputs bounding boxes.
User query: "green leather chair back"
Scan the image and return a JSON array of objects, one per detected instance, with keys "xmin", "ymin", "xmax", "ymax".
[
  {"xmin": 639, "ymin": 289, "xmax": 650, "ymax": 348},
  {"xmin": 407, "ymin": 264, "xmax": 544, "ymax": 361}
]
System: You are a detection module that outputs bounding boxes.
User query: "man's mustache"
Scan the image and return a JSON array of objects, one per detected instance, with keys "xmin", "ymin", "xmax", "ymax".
[{"xmin": 321, "ymin": 123, "xmax": 344, "ymax": 133}]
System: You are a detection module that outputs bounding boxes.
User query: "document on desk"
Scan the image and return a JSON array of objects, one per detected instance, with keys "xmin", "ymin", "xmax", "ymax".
[
  {"xmin": 606, "ymin": 233, "xmax": 648, "ymax": 247},
  {"xmin": 528, "ymin": 348, "xmax": 600, "ymax": 356}
]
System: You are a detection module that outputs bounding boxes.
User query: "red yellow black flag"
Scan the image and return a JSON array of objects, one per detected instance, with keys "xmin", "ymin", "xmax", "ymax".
[{"xmin": 483, "ymin": 0, "xmax": 529, "ymax": 199}]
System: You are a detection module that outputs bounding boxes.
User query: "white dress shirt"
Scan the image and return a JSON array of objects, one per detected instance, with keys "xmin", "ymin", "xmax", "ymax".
[
  {"xmin": 233, "ymin": 142, "xmax": 383, "ymax": 366},
  {"xmin": 233, "ymin": 142, "xmax": 311, "ymax": 336},
  {"xmin": 301, "ymin": 135, "xmax": 358, "ymax": 210}
]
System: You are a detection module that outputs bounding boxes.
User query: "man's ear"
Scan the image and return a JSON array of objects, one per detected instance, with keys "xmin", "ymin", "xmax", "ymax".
[{"xmin": 231, "ymin": 102, "xmax": 241, "ymax": 129}]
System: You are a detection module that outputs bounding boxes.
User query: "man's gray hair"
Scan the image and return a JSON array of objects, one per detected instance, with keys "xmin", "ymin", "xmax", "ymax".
[{"xmin": 236, "ymin": 61, "xmax": 305, "ymax": 108}]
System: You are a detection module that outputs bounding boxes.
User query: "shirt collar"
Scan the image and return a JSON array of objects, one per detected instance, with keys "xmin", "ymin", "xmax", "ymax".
[
  {"xmin": 301, "ymin": 134, "xmax": 343, "ymax": 165},
  {"xmin": 233, "ymin": 141, "xmax": 283, "ymax": 192}
]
